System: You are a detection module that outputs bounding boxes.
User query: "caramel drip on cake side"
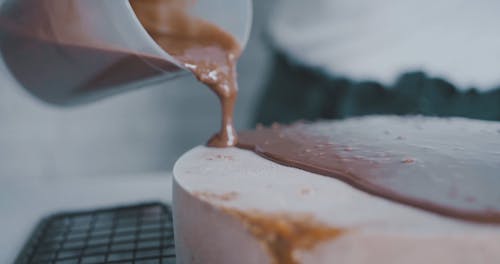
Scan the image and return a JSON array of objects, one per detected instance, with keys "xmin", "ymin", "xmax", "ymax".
[{"xmin": 223, "ymin": 208, "xmax": 345, "ymax": 264}]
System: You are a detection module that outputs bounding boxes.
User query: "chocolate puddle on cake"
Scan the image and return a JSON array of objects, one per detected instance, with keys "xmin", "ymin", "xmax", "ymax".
[
  {"xmin": 238, "ymin": 116, "xmax": 500, "ymax": 223},
  {"xmin": 131, "ymin": 0, "xmax": 241, "ymax": 147}
]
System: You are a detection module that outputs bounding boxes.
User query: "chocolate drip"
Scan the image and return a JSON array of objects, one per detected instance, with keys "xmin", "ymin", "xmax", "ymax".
[
  {"xmin": 131, "ymin": 0, "xmax": 241, "ymax": 147},
  {"xmin": 238, "ymin": 116, "xmax": 500, "ymax": 223}
]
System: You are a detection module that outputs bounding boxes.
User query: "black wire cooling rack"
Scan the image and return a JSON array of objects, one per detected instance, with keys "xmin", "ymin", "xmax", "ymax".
[{"xmin": 15, "ymin": 202, "xmax": 176, "ymax": 264}]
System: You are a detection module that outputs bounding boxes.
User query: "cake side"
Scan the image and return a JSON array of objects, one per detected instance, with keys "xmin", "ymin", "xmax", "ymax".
[{"xmin": 173, "ymin": 146, "xmax": 500, "ymax": 264}]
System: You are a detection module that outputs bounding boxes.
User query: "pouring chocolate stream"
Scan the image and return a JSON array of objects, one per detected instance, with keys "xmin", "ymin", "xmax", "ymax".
[{"xmin": 131, "ymin": 0, "xmax": 241, "ymax": 147}]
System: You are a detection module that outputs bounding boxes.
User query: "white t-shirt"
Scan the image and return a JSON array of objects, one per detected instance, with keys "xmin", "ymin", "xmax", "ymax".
[{"xmin": 270, "ymin": 0, "xmax": 500, "ymax": 91}]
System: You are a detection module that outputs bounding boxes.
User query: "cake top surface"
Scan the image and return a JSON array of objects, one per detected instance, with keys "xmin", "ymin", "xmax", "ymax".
[{"xmin": 174, "ymin": 115, "xmax": 500, "ymax": 233}]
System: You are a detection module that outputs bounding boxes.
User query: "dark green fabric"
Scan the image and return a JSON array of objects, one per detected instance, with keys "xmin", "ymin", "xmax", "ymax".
[{"xmin": 254, "ymin": 52, "xmax": 500, "ymax": 125}]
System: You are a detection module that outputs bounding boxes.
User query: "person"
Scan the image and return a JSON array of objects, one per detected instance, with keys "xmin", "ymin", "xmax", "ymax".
[{"xmin": 255, "ymin": 0, "xmax": 500, "ymax": 124}]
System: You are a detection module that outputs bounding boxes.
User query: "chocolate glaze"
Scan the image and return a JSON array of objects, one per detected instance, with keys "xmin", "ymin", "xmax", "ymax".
[
  {"xmin": 131, "ymin": 0, "xmax": 241, "ymax": 147},
  {"xmin": 238, "ymin": 116, "xmax": 500, "ymax": 223}
]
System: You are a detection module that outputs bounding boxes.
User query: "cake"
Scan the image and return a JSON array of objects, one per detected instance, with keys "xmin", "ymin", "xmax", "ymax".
[{"xmin": 172, "ymin": 116, "xmax": 500, "ymax": 264}]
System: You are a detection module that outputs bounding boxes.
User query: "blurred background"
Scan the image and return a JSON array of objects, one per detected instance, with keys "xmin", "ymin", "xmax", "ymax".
[{"xmin": 1, "ymin": 0, "xmax": 500, "ymax": 261}]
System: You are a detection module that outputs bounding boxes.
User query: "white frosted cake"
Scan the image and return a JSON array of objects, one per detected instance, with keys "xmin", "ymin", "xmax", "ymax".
[{"xmin": 172, "ymin": 116, "xmax": 500, "ymax": 264}]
